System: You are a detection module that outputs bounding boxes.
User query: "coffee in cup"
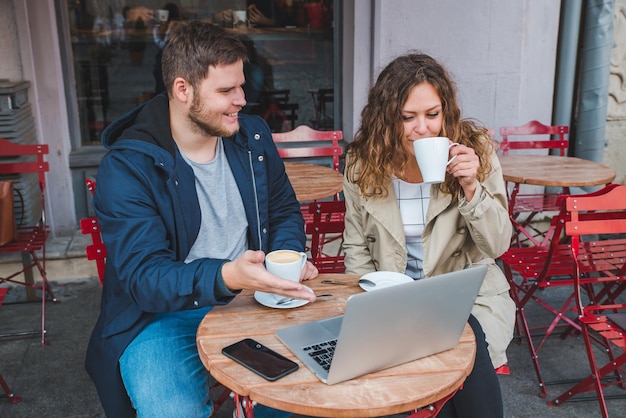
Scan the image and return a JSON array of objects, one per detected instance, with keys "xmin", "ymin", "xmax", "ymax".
[
  {"xmin": 266, "ymin": 250, "xmax": 302, "ymax": 264},
  {"xmin": 412, "ymin": 136, "xmax": 459, "ymax": 184}
]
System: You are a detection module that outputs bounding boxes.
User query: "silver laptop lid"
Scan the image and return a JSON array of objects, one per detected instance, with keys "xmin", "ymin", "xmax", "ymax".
[
  {"xmin": 325, "ymin": 265, "xmax": 486, "ymax": 384},
  {"xmin": 276, "ymin": 265, "xmax": 487, "ymax": 385}
]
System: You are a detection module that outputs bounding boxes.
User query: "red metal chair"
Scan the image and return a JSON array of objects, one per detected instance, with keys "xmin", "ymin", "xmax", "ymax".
[
  {"xmin": 500, "ymin": 183, "xmax": 621, "ymax": 398},
  {"xmin": 547, "ymin": 185, "xmax": 626, "ymax": 416},
  {"xmin": 79, "ymin": 179, "xmax": 106, "ymax": 285},
  {"xmin": 272, "ymin": 125, "xmax": 344, "ymax": 266},
  {"xmin": 305, "ymin": 200, "xmax": 345, "ymax": 273},
  {"xmin": 80, "ymin": 216, "xmax": 106, "ymax": 286},
  {"xmin": 499, "ymin": 121, "xmax": 569, "ymax": 247},
  {"xmin": 0, "ymin": 138, "xmax": 54, "ymax": 346}
]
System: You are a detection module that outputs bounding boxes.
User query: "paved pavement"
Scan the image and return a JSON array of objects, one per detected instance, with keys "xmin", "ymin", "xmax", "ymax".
[{"xmin": 0, "ymin": 232, "xmax": 624, "ymax": 417}]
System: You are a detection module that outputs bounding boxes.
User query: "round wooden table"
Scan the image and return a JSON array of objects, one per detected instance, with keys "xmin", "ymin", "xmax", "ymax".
[
  {"xmin": 284, "ymin": 162, "xmax": 343, "ymax": 202},
  {"xmin": 196, "ymin": 274, "xmax": 476, "ymax": 417},
  {"xmin": 499, "ymin": 155, "xmax": 616, "ymax": 187}
]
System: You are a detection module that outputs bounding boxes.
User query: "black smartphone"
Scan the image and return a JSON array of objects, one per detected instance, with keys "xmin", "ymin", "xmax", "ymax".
[{"xmin": 221, "ymin": 338, "xmax": 299, "ymax": 381}]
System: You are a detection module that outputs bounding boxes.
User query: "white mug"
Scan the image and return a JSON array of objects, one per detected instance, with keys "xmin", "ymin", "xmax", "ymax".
[
  {"xmin": 265, "ymin": 250, "xmax": 307, "ymax": 282},
  {"xmin": 265, "ymin": 250, "xmax": 307, "ymax": 302},
  {"xmin": 412, "ymin": 136, "xmax": 459, "ymax": 184},
  {"xmin": 155, "ymin": 9, "xmax": 169, "ymax": 22},
  {"xmin": 232, "ymin": 10, "xmax": 247, "ymax": 28}
]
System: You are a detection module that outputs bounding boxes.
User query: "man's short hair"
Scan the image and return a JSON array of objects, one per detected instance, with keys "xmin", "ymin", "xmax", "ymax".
[{"xmin": 161, "ymin": 21, "xmax": 248, "ymax": 95}]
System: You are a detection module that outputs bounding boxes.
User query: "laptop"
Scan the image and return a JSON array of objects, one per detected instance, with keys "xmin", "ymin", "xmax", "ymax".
[{"xmin": 275, "ymin": 265, "xmax": 487, "ymax": 384}]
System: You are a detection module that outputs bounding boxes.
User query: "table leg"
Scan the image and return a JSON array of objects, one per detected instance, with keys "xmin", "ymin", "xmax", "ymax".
[
  {"xmin": 21, "ymin": 252, "xmax": 37, "ymax": 301},
  {"xmin": 210, "ymin": 382, "xmax": 231, "ymax": 417},
  {"xmin": 233, "ymin": 393, "xmax": 255, "ymax": 418},
  {"xmin": 407, "ymin": 388, "xmax": 458, "ymax": 418}
]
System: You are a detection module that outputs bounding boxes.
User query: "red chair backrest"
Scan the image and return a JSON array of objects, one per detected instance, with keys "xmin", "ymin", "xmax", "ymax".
[
  {"xmin": 80, "ymin": 216, "xmax": 106, "ymax": 285},
  {"xmin": 0, "ymin": 138, "xmax": 49, "ymax": 229},
  {"xmin": 85, "ymin": 178, "xmax": 96, "ymax": 196},
  {"xmin": 0, "ymin": 138, "xmax": 49, "ymax": 192},
  {"xmin": 272, "ymin": 125, "xmax": 343, "ymax": 171},
  {"xmin": 80, "ymin": 178, "xmax": 106, "ymax": 285},
  {"xmin": 499, "ymin": 120, "xmax": 569, "ymax": 155},
  {"xmin": 564, "ymin": 184, "xmax": 626, "ymax": 315}
]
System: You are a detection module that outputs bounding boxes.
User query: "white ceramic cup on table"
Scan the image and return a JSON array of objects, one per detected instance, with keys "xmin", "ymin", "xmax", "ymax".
[{"xmin": 412, "ymin": 136, "xmax": 459, "ymax": 184}]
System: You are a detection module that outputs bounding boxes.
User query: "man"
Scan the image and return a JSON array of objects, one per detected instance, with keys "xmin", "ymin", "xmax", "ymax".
[{"xmin": 85, "ymin": 20, "xmax": 317, "ymax": 418}]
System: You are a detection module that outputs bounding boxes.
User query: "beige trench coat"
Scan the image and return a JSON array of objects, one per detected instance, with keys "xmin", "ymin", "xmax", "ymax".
[{"xmin": 342, "ymin": 151, "xmax": 516, "ymax": 368}]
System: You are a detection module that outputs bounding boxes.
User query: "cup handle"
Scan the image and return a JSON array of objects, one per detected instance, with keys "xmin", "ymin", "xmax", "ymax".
[
  {"xmin": 446, "ymin": 143, "xmax": 460, "ymax": 165},
  {"xmin": 299, "ymin": 252, "xmax": 308, "ymax": 270}
]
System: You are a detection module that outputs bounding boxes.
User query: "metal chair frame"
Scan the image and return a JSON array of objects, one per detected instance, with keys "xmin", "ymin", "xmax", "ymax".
[
  {"xmin": 0, "ymin": 138, "xmax": 54, "ymax": 346},
  {"xmin": 272, "ymin": 125, "xmax": 344, "ymax": 267},
  {"xmin": 305, "ymin": 200, "xmax": 345, "ymax": 273},
  {"xmin": 79, "ymin": 179, "xmax": 106, "ymax": 285},
  {"xmin": 500, "ymin": 183, "xmax": 622, "ymax": 398},
  {"xmin": 499, "ymin": 120, "xmax": 569, "ymax": 247},
  {"xmin": 547, "ymin": 186, "xmax": 626, "ymax": 416}
]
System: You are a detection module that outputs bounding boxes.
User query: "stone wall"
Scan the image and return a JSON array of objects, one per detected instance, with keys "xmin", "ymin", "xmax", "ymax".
[
  {"xmin": 605, "ymin": 0, "xmax": 626, "ymax": 184},
  {"xmin": 0, "ymin": 0, "xmax": 22, "ymax": 79}
]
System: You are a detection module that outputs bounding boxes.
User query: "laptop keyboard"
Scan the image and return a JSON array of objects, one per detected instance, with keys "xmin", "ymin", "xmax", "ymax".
[{"xmin": 303, "ymin": 339, "xmax": 337, "ymax": 371}]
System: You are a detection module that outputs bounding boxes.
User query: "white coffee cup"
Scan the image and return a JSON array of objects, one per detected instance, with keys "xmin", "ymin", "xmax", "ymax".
[
  {"xmin": 232, "ymin": 10, "xmax": 247, "ymax": 28},
  {"xmin": 156, "ymin": 9, "xmax": 169, "ymax": 22},
  {"xmin": 265, "ymin": 250, "xmax": 308, "ymax": 303},
  {"xmin": 412, "ymin": 136, "xmax": 459, "ymax": 184},
  {"xmin": 265, "ymin": 250, "xmax": 307, "ymax": 282}
]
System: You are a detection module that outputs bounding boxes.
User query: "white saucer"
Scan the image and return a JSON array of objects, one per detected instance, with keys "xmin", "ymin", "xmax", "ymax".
[
  {"xmin": 359, "ymin": 271, "xmax": 413, "ymax": 292},
  {"xmin": 254, "ymin": 285, "xmax": 312, "ymax": 309}
]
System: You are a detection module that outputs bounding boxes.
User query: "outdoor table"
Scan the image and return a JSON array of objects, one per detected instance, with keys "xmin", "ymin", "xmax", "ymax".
[
  {"xmin": 499, "ymin": 155, "xmax": 615, "ymax": 188},
  {"xmin": 196, "ymin": 273, "xmax": 476, "ymax": 417},
  {"xmin": 284, "ymin": 161, "xmax": 343, "ymax": 202}
]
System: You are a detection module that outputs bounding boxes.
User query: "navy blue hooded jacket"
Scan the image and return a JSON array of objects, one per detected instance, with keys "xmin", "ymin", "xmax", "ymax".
[{"xmin": 85, "ymin": 94, "xmax": 305, "ymax": 417}]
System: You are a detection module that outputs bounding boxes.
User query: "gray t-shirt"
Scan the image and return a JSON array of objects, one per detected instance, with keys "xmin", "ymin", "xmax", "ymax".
[{"xmin": 180, "ymin": 138, "xmax": 248, "ymax": 263}]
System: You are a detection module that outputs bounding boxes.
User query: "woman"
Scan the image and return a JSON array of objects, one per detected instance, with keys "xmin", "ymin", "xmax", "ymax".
[{"xmin": 342, "ymin": 53, "xmax": 515, "ymax": 418}]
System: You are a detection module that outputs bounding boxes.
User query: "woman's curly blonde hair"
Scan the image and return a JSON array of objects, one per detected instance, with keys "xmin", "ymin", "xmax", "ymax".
[{"xmin": 345, "ymin": 53, "xmax": 494, "ymax": 199}]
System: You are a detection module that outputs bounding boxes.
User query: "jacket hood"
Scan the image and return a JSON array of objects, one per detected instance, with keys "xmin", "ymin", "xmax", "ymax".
[{"xmin": 101, "ymin": 93, "xmax": 177, "ymax": 157}]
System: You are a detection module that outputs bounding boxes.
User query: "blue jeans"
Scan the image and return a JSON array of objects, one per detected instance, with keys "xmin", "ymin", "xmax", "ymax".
[{"xmin": 119, "ymin": 307, "xmax": 291, "ymax": 418}]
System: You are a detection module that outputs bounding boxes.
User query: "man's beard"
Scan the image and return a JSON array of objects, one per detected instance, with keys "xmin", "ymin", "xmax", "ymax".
[{"xmin": 188, "ymin": 95, "xmax": 239, "ymax": 138}]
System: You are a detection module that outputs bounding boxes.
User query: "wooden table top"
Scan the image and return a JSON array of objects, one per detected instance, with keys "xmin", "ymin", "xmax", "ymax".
[
  {"xmin": 284, "ymin": 162, "xmax": 343, "ymax": 202},
  {"xmin": 500, "ymin": 155, "xmax": 616, "ymax": 187},
  {"xmin": 196, "ymin": 274, "xmax": 476, "ymax": 417}
]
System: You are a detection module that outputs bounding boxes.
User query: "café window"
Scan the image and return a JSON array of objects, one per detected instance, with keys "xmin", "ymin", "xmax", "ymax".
[{"xmin": 65, "ymin": 0, "xmax": 339, "ymax": 147}]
